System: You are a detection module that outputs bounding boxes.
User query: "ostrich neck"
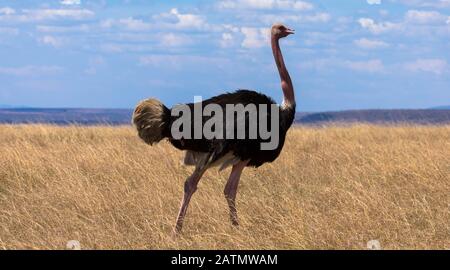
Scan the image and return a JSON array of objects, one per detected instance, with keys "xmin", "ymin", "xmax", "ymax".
[{"xmin": 271, "ymin": 36, "xmax": 295, "ymax": 109}]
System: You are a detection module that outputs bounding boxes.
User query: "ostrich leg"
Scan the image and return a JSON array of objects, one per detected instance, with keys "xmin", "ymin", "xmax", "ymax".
[
  {"xmin": 174, "ymin": 154, "xmax": 211, "ymax": 234},
  {"xmin": 224, "ymin": 160, "xmax": 249, "ymax": 226}
]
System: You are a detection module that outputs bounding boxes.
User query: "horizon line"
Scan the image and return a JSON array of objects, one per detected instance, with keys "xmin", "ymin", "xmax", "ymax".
[{"xmin": 1, "ymin": 106, "xmax": 449, "ymax": 113}]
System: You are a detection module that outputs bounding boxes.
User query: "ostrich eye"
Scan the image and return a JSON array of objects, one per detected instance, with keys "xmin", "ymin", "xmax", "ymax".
[{"xmin": 280, "ymin": 26, "xmax": 286, "ymax": 30}]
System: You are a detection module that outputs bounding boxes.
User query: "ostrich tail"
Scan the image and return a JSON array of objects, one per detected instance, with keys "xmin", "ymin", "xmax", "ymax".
[{"xmin": 132, "ymin": 98, "xmax": 170, "ymax": 145}]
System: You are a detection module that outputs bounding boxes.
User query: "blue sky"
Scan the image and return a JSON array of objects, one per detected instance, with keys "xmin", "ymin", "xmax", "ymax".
[{"xmin": 0, "ymin": 0, "xmax": 449, "ymax": 111}]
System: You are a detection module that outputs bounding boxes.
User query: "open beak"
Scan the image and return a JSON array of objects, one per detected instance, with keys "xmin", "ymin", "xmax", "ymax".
[{"xmin": 286, "ymin": 28, "xmax": 295, "ymax": 35}]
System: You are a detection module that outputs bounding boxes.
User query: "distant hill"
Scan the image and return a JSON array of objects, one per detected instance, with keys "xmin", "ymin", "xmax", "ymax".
[
  {"xmin": 296, "ymin": 109, "xmax": 450, "ymax": 125},
  {"xmin": 0, "ymin": 108, "xmax": 133, "ymax": 125},
  {"xmin": 0, "ymin": 108, "xmax": 449, "ymax": 126},
  {"xmin": 430, "ymin": 105, "xmax": 450, "ymax": 110},
  {"xmin": 0, "ymin": 104, "xmax": 31, "ymax": 109}
]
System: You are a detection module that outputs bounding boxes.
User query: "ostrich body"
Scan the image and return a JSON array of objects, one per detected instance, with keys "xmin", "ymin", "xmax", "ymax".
[{"xmin": 133, "ymin": 24, "xmax": 296, "ymax": 233}]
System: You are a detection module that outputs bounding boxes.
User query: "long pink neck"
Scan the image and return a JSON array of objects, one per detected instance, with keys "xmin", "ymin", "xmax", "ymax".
[{"xmin": 271, "ymin": 36, "xmax": 295, "ymax": 108}]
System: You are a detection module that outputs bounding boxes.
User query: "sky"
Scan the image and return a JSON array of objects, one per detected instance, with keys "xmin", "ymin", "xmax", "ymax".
[{"xmin": 0, "ymin": 0, "xmax": 449, "ymax": 111}]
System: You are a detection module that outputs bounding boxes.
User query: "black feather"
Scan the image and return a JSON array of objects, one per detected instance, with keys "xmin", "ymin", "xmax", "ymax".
[{"xmin": 166, "ymin": 89, "xmax": 296, "ymax": 168}]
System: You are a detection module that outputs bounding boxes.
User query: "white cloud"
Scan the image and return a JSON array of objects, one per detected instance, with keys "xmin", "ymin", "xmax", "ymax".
[
  {"xmin": 0, "ymin": 65, "xmax": 63, "ymax": 76},
  {"xmin": 220, "ymin": 32, "xmax": 235, "ymax": 48},
  {"xmin": 344, "ymin": 59, "xmax": 384, "ymax": 73},
  {"xmin": 60, "ymin": 0, "xmax": 81, "ymax": 5},
  {"xmin": 359, "ymin": 10, "xmax": 448, "ymax": 39},
  {"xmin": 367, "ymin": 0, "xmax": 381, "ymax": 5},
  {"xmin": 23, "ymin": 9, "xmax": 94, "ymax": 20},
  {"xmin": 37, "ymin": 24, "xmax": 89, "ymax": 33},
  {"xmin": 218, "ymin": 1, "xmax": 237, "ymax": 9},
  {"xmin": 104, "ymin": 32, "xmax": 153, "ymax": 43},
  {"xmin": 156, "ymin": 8, "xmax": 207, "ymax": 30},
  {"xmin": 395, "ymin": 0, "xmax": 450, "ymax": 9},
  {"xmin": 300, "ymin": 58, "xmax": 386, "ymax": 73},
  {"xmin": 424, "ymin": 0, "xmax": 450, "ymax": 8},
  {"xmin": 99, "ymin": 43, "xmax": 162, "ymax": 53},
  {"xmin": 0, "ymin": 7, "xmax": 15, "ymax": 15},
  {"xmin": 256, "ymin": 12, "xmax": 331, "ymax": 25},
  {"xmin": 354, "ymin": 38, "xmax": 389, "ymax": 49},
  {"xmin": 117, "ymin": 17, "xmax": 153, "ymax": 31},
  {"xmin": 160, "ymin": 33, "xmax": 193, "ymax": 47},
  {"xmin": 241, "ymin": 27, "xmax": 270, "ymax": 48},
  {"xmin": 222, "ymin": 24, "xmax": 240, "ymax": 33},
  {"xmin": 219, "ymin": 25, "xmax": 240, "ymax": 48},
  {"xmin": 169, "ymin": 8, "xmax": 204, "ymax": 29},
  {"xmin": 358, "ymin": 18, "xmax": 399, "ymax": 34},
  {"xmin": 38, "ymin": 35, "xmax": 65, "ymax": 48},
  {"xmin": 246, "ymin": 0, "xmax": 279, "ymax": 9},
  {"xmin": 304, "ymin": 12, "xmax": 331, "ymax": 23},
  {"xmin": 103, "ymin": 9, "xmax": 208, "ymax": 32},
  {"xmin": 431, "ymin": 0, "xmax": 450, "ymax": 8},
  {"xmin": 292, "ymin": 1, "xmax": 314, "ymax": 10},
  {"xmin": 405, "ymin": 10, "xmax": 448, "ymax": 24},
  {"xmin": 404, "ymin": 59, "xmax": 448, "ymax": 74},
  {"xmin": 0, "ymin": 9, "xmax": 94, "ymax": 22},
  {"xmin": 218, "ymin": 0, "xmax": 314, "ymax": 11}
]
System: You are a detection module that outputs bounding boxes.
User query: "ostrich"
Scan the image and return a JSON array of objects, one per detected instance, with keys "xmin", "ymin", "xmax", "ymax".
[{"xmin": 132, "ymin": 23, "xmax": 296, "ymax": 233}]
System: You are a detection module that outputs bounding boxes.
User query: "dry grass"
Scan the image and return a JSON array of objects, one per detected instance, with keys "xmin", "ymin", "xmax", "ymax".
[{"xmin": 0, "ymin": 124, "xmax": 449, "ymax": 250}]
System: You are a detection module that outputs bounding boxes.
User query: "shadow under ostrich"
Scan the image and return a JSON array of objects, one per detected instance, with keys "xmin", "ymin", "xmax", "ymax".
[{"xmin": 132, "ymin": 23, "xmax": 296, "ymax": 234}]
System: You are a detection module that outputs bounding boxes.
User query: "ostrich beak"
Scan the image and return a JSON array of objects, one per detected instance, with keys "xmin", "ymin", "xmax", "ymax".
[{"xmin": 286, "ymin": 28, "xmax": 295, "ymax": 35}]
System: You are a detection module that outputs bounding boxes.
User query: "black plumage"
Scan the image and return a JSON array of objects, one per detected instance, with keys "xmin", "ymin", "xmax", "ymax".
[{"xmin": 165, "ymin": 89, "xmax": 296, "ymax": 168}]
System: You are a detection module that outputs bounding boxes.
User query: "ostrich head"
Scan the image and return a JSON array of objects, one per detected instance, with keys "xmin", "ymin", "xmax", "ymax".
[{"xmin": 271, "ymin": 23, "xmax": 295, "ymax": 39}]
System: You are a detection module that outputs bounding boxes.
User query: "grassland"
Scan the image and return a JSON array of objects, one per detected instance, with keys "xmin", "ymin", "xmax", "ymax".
[{"xmin": 0, "ymin": 124, "xmax": 448, "ymax": 250}]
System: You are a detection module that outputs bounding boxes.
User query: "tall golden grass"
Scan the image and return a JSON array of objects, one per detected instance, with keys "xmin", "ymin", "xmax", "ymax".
[{"xmin": 0, "ymin": 124, "xmax": 448, "ymax": 250}]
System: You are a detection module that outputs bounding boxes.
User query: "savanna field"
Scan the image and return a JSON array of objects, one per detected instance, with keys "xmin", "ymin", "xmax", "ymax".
[{"xmin": 0, "ymin": 124, "xmax": 449, "ymax": 250}]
